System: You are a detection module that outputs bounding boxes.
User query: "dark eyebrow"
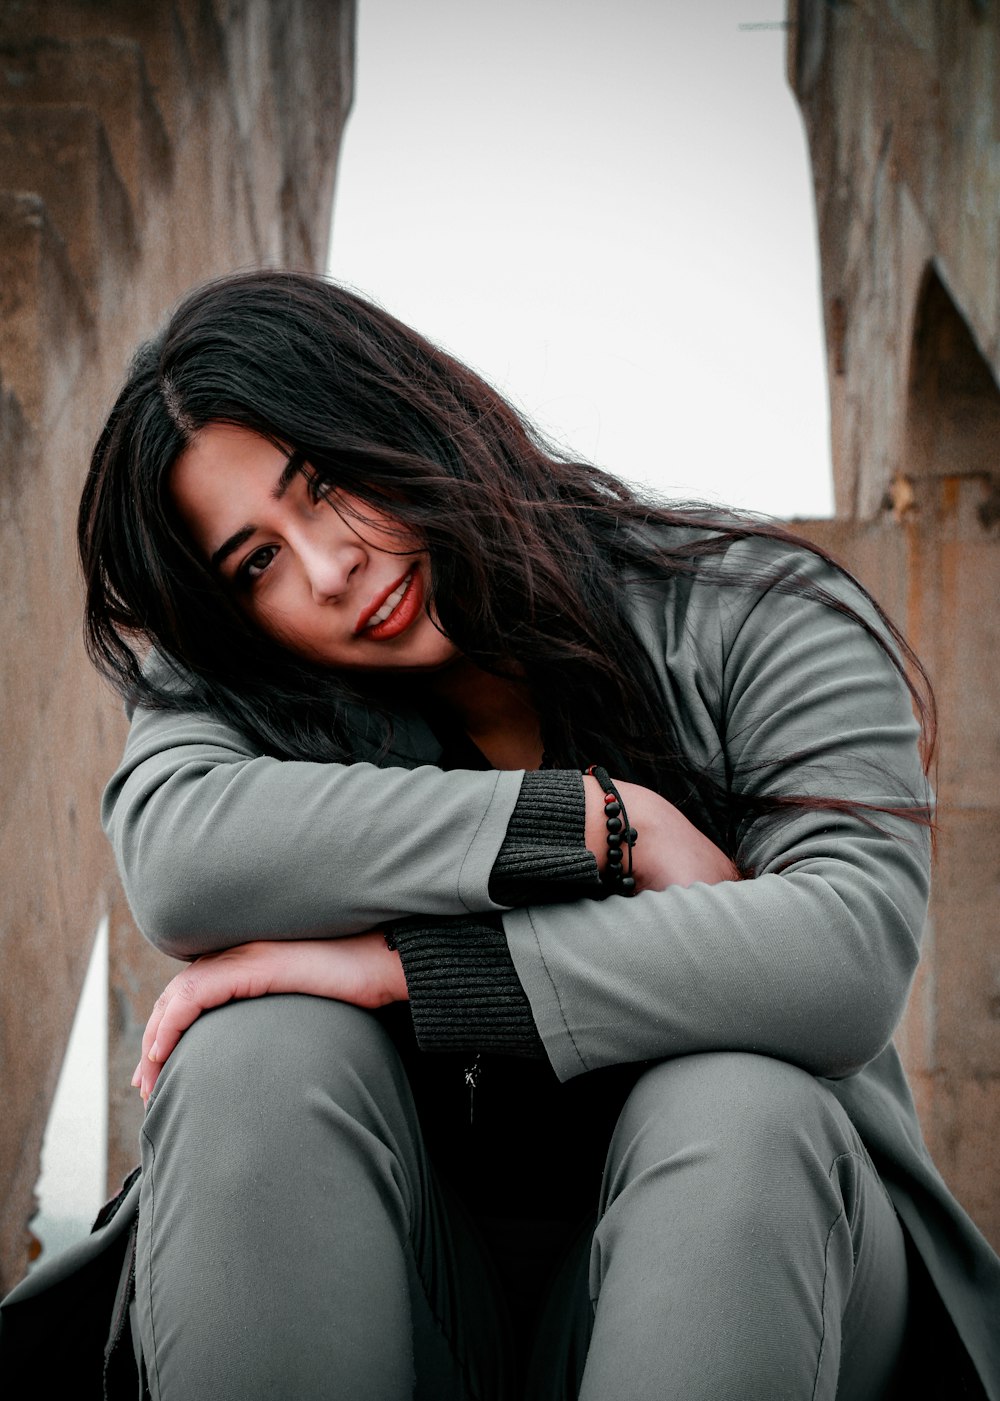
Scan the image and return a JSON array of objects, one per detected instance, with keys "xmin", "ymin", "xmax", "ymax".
[
  {"xmin": 208, "ymin": 450, "xmax": 307, "ymax": 572},
  {"xmin": 273, "ymin": 450, "xmax": 306, "ymax": 500},
  {"xmin": 210, "ymin": 525, "xmax": 256, "ymax": 572}
]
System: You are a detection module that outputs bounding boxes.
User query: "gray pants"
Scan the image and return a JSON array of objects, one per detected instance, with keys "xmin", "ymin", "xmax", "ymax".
[{"xmin": 134, "ymin": 995, "xmax": 909, "ymax": 1399}]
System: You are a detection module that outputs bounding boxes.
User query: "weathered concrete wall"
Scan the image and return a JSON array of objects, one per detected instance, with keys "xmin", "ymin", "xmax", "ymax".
[
  {"xmin": 0, "ymin": 0, "xmax": 354, "ymax": 1292},
  {"xmin": 790, "ymin": 0, "xmax": 1000, "ymax": 519},
  {"xmin": 788, "ymin": 0, "xmax": 1000, "ymax": 1246}
]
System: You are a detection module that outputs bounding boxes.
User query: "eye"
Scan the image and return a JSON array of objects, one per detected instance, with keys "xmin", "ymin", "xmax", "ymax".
[
  {"xmin": 236, "ymin": 544, "xmax": 279, "ymax": 586},
  {"xmin": 305, "ymin": 470, "xmax": 329, "ymax": 505}
]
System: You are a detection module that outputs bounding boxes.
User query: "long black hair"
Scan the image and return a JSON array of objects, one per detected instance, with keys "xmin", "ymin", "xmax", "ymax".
[{"xmin": 78, "ymin": 269, "xmax": 935, "ymax": 855}]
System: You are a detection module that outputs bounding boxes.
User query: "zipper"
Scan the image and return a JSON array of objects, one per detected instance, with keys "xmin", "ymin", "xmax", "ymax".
[{"xmin": 463, "ymin": 1055, "xmax": 481, "ymax": 1125}]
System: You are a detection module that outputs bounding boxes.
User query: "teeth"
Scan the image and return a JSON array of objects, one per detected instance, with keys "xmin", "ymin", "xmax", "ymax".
[{"xmin": 367, "ymin": 571, "xmax": 411, "ymax": 627}]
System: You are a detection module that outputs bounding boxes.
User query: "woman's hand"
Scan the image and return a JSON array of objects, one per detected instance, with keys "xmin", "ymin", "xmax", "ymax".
[
  {"xmin": 132, "ymin": 933, "xmax": 406, "ymax": 1103},
  {"xmin": 583, "ymin": 775, "xmax": 739, "ymax": 892}
]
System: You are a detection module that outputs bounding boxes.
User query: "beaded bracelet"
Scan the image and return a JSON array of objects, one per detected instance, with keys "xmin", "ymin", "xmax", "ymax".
[{"xmin": 586, "ymin": 765, "xmax": 638, "ymax": 896}]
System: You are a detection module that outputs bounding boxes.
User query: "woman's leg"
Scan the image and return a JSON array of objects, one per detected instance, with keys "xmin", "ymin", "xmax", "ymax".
[
  {"xmin": 576, "ymin": 1052, "xmax": 909, "ymax": 1401},
  {"xmin": 134, "ymin": 994, "xmax": 509, "ymax": 1401}
]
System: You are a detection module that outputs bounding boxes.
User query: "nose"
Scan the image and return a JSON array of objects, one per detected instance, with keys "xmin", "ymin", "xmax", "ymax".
[{"xmin": 298, "ymin": 534, "xmax": 366, "ymax": 604}]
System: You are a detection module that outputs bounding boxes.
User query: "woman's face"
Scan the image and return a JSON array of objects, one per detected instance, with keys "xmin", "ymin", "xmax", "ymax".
[{"xmin": 170, "ymin": 423, "xmax": 458, "ymax": 672}]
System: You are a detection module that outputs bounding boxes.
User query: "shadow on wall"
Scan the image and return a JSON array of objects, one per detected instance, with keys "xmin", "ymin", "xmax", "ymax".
[{"xmin": 905, "ymin": 265, "xmax": 1000, "ymax": 512}]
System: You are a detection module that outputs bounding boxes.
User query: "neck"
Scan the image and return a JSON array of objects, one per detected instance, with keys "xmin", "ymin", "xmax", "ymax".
[{"xmin": 421, "ymin": 655, "xmax": 544, "ymax": 770}]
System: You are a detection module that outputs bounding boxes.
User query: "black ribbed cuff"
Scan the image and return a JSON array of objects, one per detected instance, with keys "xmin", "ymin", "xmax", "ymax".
[
  {"xmin": 386, "ymin": 914, "xmax": 544, "ymax": 1058},
  {"xmin": 489, "ymin": 770, "xmax": 601, "ymax": 905}
]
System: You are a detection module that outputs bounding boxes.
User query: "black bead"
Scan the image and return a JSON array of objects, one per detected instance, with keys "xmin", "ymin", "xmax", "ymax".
[
  {"xmin": 606, "ymin": 832, "xmax": 622, "ymax": 849},
  {"xmin": 620, "ymin": 876, "xmax": 636, "ymax": 893},
  {"xmin": 604, "ymin": 801, "xmax": 621, "ymax": 818},
  {"xmin": 606, "ymin": 816, "xmax": 623, "ymax": 834},
  {"xmin": 608, "ymin": 848, "xmax": 623, "ymax": 866}
]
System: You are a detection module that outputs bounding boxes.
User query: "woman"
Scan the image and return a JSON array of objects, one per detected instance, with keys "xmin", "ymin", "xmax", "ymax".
[{"xmin": 76, "ymin": 270, "xmax": 999, "ymax": 1399}]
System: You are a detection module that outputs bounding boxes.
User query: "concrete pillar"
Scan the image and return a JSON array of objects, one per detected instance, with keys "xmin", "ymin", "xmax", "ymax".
[{"xmin": 0, "ymin": 0, "xmax": 354, "ymax": 1291}]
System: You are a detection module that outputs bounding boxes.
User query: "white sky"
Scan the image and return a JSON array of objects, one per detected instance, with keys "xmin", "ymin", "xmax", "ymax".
[
  {"xmin": 32, "ymin": 920, "xmax": 107, "ymax": 1249},
  {"xmin": 328, "ymin": 0, "xmax": 833, "ymax": 519}
]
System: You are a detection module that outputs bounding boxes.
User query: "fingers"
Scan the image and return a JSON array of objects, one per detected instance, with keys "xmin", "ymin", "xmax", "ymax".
[
  {"xmin": 133, "ymin": 986, "xmax": 170, "ymax": 1104},
  {"xmin": 147, "ymin": 970, "xmax": 229, "ymax": 1066}
]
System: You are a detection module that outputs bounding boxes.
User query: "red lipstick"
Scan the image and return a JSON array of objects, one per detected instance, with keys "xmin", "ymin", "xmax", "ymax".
[{"xmin": 355, "ymin": 567, "xmax": 423, "ymax": 640}]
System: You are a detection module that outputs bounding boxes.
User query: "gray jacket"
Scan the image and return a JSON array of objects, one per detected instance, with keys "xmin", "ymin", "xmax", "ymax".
[{"xmin": 102, "ymin": 536, "xmax": 1000, "ymax": 1396}]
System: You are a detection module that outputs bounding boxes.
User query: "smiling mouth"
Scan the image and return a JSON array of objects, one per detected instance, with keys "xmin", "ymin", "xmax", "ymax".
[{"xmin": 355, "ymin": 566, "xmax": 421, "ymax": 639}]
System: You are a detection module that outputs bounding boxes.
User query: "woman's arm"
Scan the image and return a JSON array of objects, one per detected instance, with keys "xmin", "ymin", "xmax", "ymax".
[
  {"xmin": 130, "ymin": 776, "xmax": 735, "ymax": 1100},
  {"xmin": 103, "ymin": 703, "xmax": 525, "ymax": 957},
  {"xmin": 499, "ymin": 546, "xmax": 931, "ymax": 1082},
  {"xmin": 106, "ymin": 671, "xmax": 730, "ymax": 960}
]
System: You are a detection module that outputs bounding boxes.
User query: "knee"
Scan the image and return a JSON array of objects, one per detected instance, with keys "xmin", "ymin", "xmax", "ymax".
[
  {"xmin": 623, "ymin": 1050, "xmax": 829, "ymax": 1134},
  {"xmin": 147, "ymin": 994, "xmax": 408, "ymax": 1130},
  {"xmin": 605, "ymin": 1052, "xmax": 858, "ymax": 1209}
]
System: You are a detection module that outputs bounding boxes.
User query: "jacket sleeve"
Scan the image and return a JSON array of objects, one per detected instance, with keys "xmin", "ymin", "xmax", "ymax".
[
  {"xmin": 102, "ymin": 702, "xmax": 526, "ymax": 958},
  {"xmin": 103, "ymin": 685, "xmax": 598, "ymax": 960},
  {"xmin": 502, "ymin": 547, "xmax": 932, "ymax": 1083}
]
